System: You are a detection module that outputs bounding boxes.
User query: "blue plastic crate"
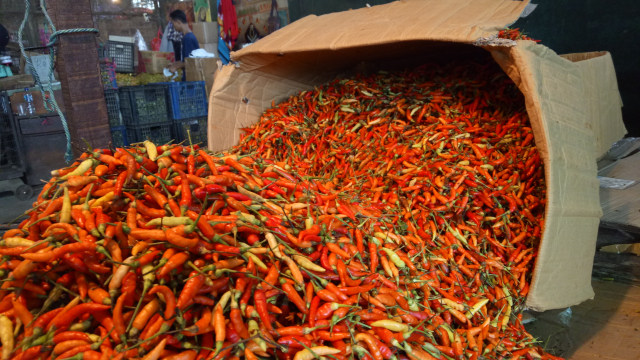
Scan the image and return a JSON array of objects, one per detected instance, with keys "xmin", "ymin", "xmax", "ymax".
[
  {"xmin": 158, "ymin": 81, "xmax": 207, "ymax": 120},
  {"xmin": 110, "ymin": 126, "xmax": 129, "ymax": 148},
  {"xmin": 127, "ymin": 121, "xmax": 174, "ymax": 145},
  {"xmin": 118, "ymin": 84, "xmax": 169, "ymax": 125},
  {"xmin": 175, "ymin": 116, "xmax": 208, "ymax": 146}
]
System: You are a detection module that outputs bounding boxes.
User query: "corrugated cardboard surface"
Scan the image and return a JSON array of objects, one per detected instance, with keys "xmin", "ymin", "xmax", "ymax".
[
  {"xmin": 561, "ymin": 52, "xmax": 626, "ymax": 159},
  {"xmin": 234, "ymin": 0, "xmax": 524, "ymax": 55},
  {"xmin": 208, "ymin": 0, "xmax": 625, "ymax": 311},
  {"xmin": 138, "ymin": 51, "xmax": 175, "ymax": 74},
  {"xmin": 186, "ymin": 58, "xmax": 220, "ymax": 97},
  {"xmin": 191, "ymin": 22, "xmax": 218, "ymax": 45},
  {"xmin": 490, "ymin": 42, "xmax": 606, "ymax": 310}
]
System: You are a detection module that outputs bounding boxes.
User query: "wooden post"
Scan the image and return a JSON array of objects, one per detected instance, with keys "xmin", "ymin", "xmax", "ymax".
[{"xmin": 45, "ymin": 0, "xmax": 110, "ymax": 154}]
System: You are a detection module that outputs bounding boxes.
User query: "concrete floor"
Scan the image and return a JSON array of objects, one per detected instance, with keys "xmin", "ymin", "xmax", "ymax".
[
  {"xmin": 1, "ymin": 186, "xmax": 640, "ymax": 359},
  {"xmin": 0, "ymin": 182, "xmax": 41, "ymax": 228},
  {"xmin": 526, "ymin": 279, "xmax": 640, "ymax": 359}
]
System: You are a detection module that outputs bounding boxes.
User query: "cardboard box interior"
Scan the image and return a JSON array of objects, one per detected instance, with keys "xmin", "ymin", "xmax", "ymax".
[{"xmin": 208, "ymin": 0, "xmax": 626, "ymax": 311}]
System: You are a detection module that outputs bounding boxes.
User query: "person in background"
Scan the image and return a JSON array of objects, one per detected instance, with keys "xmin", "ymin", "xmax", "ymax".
[
  {"xmin": 165, "ymin": 21, "xmax": 183, "ymax": 59},
  {"xmin": 167, "ymin": 10, "xmax": 199, "ymax": 80}
]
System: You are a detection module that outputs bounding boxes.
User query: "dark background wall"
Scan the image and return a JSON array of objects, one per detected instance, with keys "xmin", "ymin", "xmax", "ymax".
[{"xmin": 287, "ymin": 0, "xmax": 640, "ymax": 136}]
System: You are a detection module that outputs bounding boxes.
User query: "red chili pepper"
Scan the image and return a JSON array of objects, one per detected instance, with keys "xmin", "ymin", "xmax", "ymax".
[
  {"xmin": 193, "ymin": 184, "xmax": 226, "ymax": 200},
  {"xmin": 254, "ymin": 289, "xmax": 273, "ymax": 333},
  {"xmin": 177, "ymin": 271, "xmax": 205, "ymax": 309},
  {"xmin": 148, "ymin": 285, "xmax": 176, "ymax": 320},
  {"xmin": 110, "ymin": 171, "xmax": 126, "ymax": 199},
  {"xmin": 47, "ymin": 303, "xmax": 111, "ymax": 330}
]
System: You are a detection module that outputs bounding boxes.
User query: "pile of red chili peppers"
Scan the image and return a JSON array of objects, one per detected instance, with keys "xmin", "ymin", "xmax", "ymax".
[
  {"xmin": 497, "ymin": 28, "xmax": 539, "ymax": 42},
  {"xmin": 0, "ymin": 58, "xmax": 560, "ymax": 360},
  {"xmin": 234, "ymin": 60, "xmax": 553, "ymax": 359}
]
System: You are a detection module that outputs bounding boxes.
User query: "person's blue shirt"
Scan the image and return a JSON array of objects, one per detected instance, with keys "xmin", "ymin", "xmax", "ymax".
[{"xmin": 180, "ymin": 32, "xmax": 200, "ymax": 80}]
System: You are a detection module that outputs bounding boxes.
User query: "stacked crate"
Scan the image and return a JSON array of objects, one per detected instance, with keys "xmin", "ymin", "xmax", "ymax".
[
  {"xmin": 104, "ymin": 89, "xmax": 128, "ymax": 147},
  {"xmin": 102, "ymin": 82, "xmax": 208, "ymax": 147},
  {"xmin": 118, "ymin": 84, "xmax": 174, "ymax": 145},
  {"xmin": 159, "ymin": 81, "xmax": 208, "ymax": 146}
]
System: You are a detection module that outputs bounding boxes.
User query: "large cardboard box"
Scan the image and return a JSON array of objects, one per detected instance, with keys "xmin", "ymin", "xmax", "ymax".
[
  {"xmin": 186, "ymin": 57, "xmax": 219, "ymax": 96},
  {"xmin": 138, "ymin": 51, "xmax": 175, "ymax": 74},
  {"xmin": 207, "ymin": 0, "xmax": 626, "ymax": 311},
  {"xmin": 191, "ymin": 22, "xmax": 218, "ymax": 45}
]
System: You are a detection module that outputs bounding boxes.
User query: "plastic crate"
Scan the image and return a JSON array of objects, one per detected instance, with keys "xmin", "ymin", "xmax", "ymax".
[
  {"xmin": 105, "ymin": 41, "xmax": 135, "ymax": 73},
  {"xmin": 110, "ymin": 125, "xmax": 129, "ymax": 148},
  {"xmin": 158, "ymin": 81, "xmax": 208, "ymax": 120},
  {"xmin": 175, "ymin": 116, "xmax": 208, "ymax": 145},
  {"xmin": 127, "ymin": 122, "xmax": 174, "ymax": 145},
  {"xmin": 118, "ymin": 84, "xmax": 169, "ymax": 126},
  {"xmin": 104, "ymin": 89, "xmax": 122, "ymax": 127}
]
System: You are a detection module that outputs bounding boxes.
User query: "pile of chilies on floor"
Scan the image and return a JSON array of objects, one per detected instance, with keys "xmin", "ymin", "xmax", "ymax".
[{"xmin": 0, "ymin": 60, "xmax": 559, "ymax": 360}]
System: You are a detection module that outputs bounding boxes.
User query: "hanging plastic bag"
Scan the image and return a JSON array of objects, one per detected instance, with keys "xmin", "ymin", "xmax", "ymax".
[
  {"xmin": 159, "ymin": 23, "xmax": 172, "ymax": 52},
  {"xmin": 150, "ymin": 28, "xmax": 162, "ymax": 51},
  {"xmin": 135, "ymin": 29, "xmax": 148, "ymax": 51}
]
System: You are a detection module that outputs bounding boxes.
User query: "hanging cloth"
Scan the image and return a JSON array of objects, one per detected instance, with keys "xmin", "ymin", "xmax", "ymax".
[{"xmin": 217, "ymin": 0, "xmax": 239, "ymax": 64}]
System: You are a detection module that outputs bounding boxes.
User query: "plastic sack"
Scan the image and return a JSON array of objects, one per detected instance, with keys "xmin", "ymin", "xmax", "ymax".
[
  {"xmin": 190, "ymin": 48, "xmax": 216, "ymax": 58},
  {"xmin": 160, "ymin": 24, "xmax": 172, "ymax": 52},
  {"xmin": 135, "ymin": 29, "xmax": 148, "ymax": 51},
  {"xmin": 150, "ymin": 28, "xmax": 162, "ymax": 51}
]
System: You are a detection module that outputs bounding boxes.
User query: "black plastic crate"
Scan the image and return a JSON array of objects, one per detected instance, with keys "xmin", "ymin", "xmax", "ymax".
[
  {"xmin": 158, "ymin": 81, "xmax": 208, "ymax": 120},
  {"xmin": 110, "ymin": 126, "xmax": 129, "ymax": 148},
  {"xmin": 118, "ymin": 84, "xmax": 169, "ymax": 126},
  {"xmin": 104, "ymin": 89, "xmax": 122, "ymax": 127},
  {"xmin": 175, "ymin": 116, "xmax": 208, "ymax": 146},
  {"xmin": 127, "ymin": 122, "xmax": 174, "ymax": 145},
  {"xmin": 105, "ymin": 41, "xmax": 135, "ymax": 73}
]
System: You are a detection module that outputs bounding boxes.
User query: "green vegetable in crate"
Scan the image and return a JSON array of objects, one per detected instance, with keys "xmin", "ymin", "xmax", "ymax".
[{"xmin": 116, "ymin": 71, "xmax": 182, "ymax": 86}]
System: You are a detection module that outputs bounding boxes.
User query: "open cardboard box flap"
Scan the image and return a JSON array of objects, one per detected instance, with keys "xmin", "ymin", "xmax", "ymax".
[{"xmin": 208, "ymin": 0, "xmax": 626, "ymax": 311}]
